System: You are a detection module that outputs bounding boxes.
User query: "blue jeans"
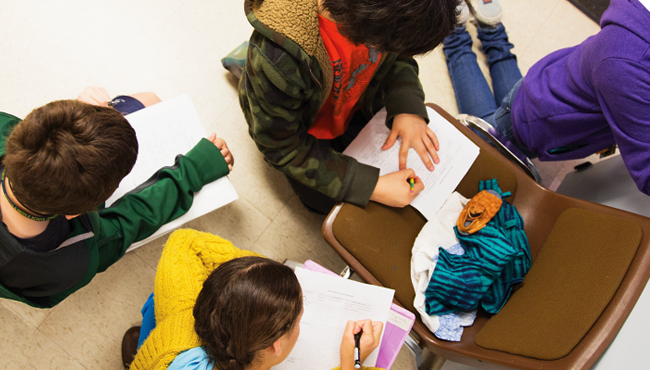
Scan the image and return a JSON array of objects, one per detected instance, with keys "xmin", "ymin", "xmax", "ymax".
[{"xmin": 443, "ymin": 25, "xmax": 534, "ymax": 158}]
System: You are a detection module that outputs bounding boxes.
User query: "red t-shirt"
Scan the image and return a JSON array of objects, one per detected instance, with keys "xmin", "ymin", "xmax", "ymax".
[{"xmin": 308, "ymin": 15, "xmax": 382, "ymax": 140}]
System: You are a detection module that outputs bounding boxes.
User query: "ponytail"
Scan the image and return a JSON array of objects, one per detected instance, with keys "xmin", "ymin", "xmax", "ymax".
[{"xmin": 194, "ymin": 257, "xmax": 302, "ymax": 369}]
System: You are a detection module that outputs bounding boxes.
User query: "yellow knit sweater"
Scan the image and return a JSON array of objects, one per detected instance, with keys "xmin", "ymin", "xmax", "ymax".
[
  {"xmin": 129, "ymin": 229, "xmax": 383, "ymax": 370},
  {"xmin": 130, "ymin": 229, "xmax": 260, "ymax": 370}
]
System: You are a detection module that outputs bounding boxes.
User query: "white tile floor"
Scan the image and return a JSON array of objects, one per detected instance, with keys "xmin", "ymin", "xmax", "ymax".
[{"xmin": 0, "ymin": 0, "xmax": 600, "ymax": 369}]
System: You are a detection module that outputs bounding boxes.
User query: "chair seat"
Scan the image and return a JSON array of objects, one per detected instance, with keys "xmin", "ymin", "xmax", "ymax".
[
  {"xmin": 323, "ymin": 103, "xmax": 650, "ymax": 370},
  {"xmin": 476, "ymin": 208, "xmax": 642, "ymax": 360}
]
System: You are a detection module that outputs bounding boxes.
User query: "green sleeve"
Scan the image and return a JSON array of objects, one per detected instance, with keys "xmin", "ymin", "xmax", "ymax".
[
  {"xmin": 0, "ymin": 112, "xmax": 22, "ymax": 157},
  {"xmin": 93, "ymin": 138, "xmax": 229, "ymax": 271},
  {"xmin": 239, "ymin": 32, "xmax": 379, "ymax": 207},
  {"xmin": 380, "ymin": 54, "xmax": 429, "ymax": 128}
]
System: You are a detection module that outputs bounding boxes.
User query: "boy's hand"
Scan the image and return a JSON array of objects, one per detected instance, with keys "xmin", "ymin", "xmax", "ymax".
[
  {"xmin": 370, "ymin": 169, "xmax": 423, "ymax": 208},
  {"xmin": 207, "ymin": 133, "xmax": 234, "ymax": 171},
  {"xmin": 77, "ymin": 86, "xmax": 111, "ymax": 106},
  {"xmin": 382, "ymin": 113, "xmax": 439, "ymax": 171},
  {"xmin": 340, "ymin": 319, "xmax": 384, "ymax": 370}
]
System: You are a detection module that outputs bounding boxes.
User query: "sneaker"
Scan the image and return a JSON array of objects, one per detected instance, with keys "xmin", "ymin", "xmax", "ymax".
[
  {"xmin": 456, "ymin": 1, "xmax": 471, "ymax": 26},
  {"xmin": 221, "ymin": 41, "xmax": 249, "ymax": 80},
  {"xmin": 466, "ymin": 0, "xmax": 502, "ymax": 27}
]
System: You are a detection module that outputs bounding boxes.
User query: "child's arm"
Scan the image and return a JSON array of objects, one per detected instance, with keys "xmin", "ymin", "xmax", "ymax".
[
  {"xmin": 77, "ymin": 86, "xmax": 161, "ymax": 108},
  {"xmin": 206, "ymin": 133, "xmax": 234, "ymax": 171},
  {"xmin": 370, "ymin": 169, "xmax": 423, "ymax": 208},
  {"xmin": 382, "ymin": 113, "xmax": 439, "ymax": 171},
  {"xmin": 77, "ymin": 86, "xmax": 111, "ymax": 106},
  {"xmin": 240, "ymin": 33, "xmax": 380, "ymax": 209},
  {"xmin": 93, "ymin": 138, "xmax": 230, "ymax": 271},
  {"xmin": 378, "ymin": 55, "xmax": 438, "ymax": 174},
  {"xmin": 338, "ymin": 320, "xmax": 384, "ymax": 370}
]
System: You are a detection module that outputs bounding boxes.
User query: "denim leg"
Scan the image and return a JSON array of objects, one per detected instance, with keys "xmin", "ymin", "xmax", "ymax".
[
  {"xmin": 493, "ymin": 80, "xmax": 537, "ymax": 159},
  {"xmin": 477, "ymin": 24, "xmax": 522, "ymax": 106},
  {"xmin": 443, "ymin": 26, "xmax": 497, "ymax": 121}
]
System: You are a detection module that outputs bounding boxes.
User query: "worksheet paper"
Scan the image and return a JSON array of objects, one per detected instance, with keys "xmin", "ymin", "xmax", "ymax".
[
  {"xmin": 343, "ymin": 107, "xmax": 479, "ymax": 220},
  {"xmin": 105, "ymin": 94, "xmax": 238, "ymax": 252},
  {"xmin": 302, "ymin": 260, "xmax": 415, "ymax": 370},
  {"xmin": 272, "ymin": 267, "xmax": 395, "ymax": 370}
]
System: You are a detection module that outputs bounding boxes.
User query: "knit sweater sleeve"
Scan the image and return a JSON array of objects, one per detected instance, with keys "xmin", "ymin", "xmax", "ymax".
[{"xmin": 129, "ymin": 229, "xmax": 260, "ymax": 370}]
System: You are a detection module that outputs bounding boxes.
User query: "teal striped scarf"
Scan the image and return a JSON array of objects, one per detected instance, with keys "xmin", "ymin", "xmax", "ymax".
[{"xmin": 425, "ymin": 179, "xmax": 531, "ymax": 315}]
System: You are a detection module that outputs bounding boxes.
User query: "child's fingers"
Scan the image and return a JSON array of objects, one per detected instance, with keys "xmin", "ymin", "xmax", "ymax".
[
  {"xmin": 217, "ymin": 138, "xmax": 229, "ymax": 150},
  {"xmin": 413, "ymin": 175, "xmax": 424, "ymax": 193},
  {"xmin": 382, "ymin": 130, "xmax": 399, "ymax": 151},
  {"xmin": 207, "ymin": 133, "xmax": 217, "ymax": 142},
  {"xmin": 220, "ymin": 148, "xmax": 234, "ymax": 168},
  {"xmin": 357, "ymin": 319, "xmax": 374, "ymax": 336}
]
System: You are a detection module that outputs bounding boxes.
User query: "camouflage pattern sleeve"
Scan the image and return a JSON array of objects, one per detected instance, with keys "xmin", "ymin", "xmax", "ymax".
[
  {"xmin": 380, "ymin": 54, "xmax": 429, "ymax": 128},
  {"xmin": 238, "ymin": 32, "xmax": 380, "ymax": 206}
]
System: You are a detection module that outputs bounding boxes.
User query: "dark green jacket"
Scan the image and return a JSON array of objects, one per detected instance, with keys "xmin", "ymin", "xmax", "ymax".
[
  {"xmin": 239, "ymin": 0, "xmax": 428, "ymax": 207},
  {"xmin": 0, "ymin": 112, "xmax": 229, "ymax": 308}
]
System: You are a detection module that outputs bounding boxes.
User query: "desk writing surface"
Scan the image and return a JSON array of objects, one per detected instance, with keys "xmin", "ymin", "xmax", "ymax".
[{"xmin": 343, "ymin": 107, "xmax": 479, "ymax": 220}]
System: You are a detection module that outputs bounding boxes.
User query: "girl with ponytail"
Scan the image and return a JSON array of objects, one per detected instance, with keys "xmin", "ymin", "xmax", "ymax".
[{"xmin": 124, "ymin": 229, "xmax": 383, "ymax": 370}]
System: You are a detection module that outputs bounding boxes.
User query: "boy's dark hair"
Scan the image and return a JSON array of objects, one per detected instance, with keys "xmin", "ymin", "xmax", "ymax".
[
  {"xmin": 194, "ymin": 256, "xmax": 302, "ymax": 370},
  {"xmin": 4, "ymin": 100, "xmax": 138, "ymax": 215},
  {"xmin": 321, "ymin": 0, "xmax": 462, "ymax": 56}
]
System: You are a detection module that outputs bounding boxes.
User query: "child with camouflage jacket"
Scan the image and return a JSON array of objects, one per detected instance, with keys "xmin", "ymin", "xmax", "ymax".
[{"xmin": 238, "ymin": 0, "xmax": 459, "ymax": 214}]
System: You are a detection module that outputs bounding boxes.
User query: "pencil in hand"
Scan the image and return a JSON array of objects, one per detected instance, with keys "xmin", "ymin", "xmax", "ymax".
[{"xmin": 354, "ymin": 331, "xmax": 362, "ymax": 369}]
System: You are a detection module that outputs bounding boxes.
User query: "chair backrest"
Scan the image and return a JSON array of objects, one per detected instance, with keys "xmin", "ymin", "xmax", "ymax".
[{"xmin": 322, "ymin": 103, "xmax": 650, "ymax": 369}]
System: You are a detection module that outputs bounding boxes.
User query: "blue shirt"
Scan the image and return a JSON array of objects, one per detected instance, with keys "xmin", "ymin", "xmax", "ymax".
[{"xmin": 167, "ymin": 347, "xmax": 213, "ymax": 370}]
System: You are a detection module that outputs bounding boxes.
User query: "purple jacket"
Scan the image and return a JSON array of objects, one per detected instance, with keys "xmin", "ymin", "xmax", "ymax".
[{"xmin": 511, "ymin": 0, "xmax": 650, "ymax": 195}]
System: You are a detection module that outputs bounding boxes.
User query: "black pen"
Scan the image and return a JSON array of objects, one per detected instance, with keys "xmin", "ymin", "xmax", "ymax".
[{"xmin": 354, "ymin": 331, "xmax": 362, "ymax": 369}]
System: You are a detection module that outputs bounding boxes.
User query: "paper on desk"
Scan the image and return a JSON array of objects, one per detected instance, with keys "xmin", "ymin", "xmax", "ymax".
[
  {"xmin": 343, "ymin": 107, "xmax": 479, "ymax": 220},
  {"xmin": 104, "ymin": 94, "xmax": 238, "ymax": 252},
  {"xmin": 301, "ymin": 260, "xmax": 414, "ymax": 370},
  {"xmin": 272, "ymin": 267, "xmax": 394, "ymax": 370}
]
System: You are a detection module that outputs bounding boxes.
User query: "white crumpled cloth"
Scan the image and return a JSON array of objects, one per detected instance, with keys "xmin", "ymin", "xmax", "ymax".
[{"xmin": 410, "ymin": 192, "xmax": 477, "ymax": 341}]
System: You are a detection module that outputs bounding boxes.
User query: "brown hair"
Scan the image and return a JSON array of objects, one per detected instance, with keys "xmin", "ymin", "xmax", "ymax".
[
  {"xmin": 3, "ymin": 100, "xmax": 138, "ymax": 215},
  {"xmin": 193, "ymin": 257, "xmax": 303, "ymax": 370}
]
